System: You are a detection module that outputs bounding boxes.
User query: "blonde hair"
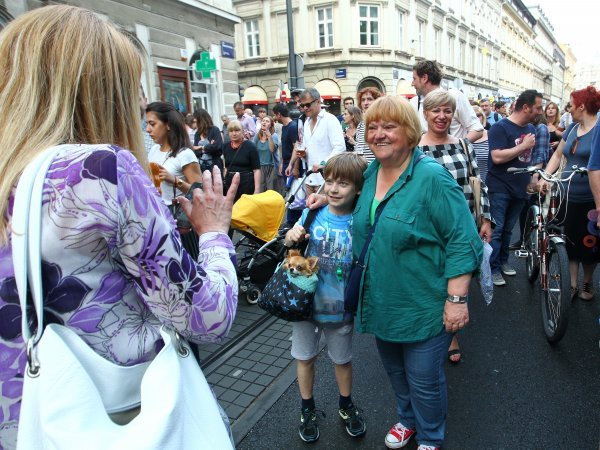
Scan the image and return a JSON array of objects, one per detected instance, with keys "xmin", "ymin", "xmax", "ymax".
[
  {"xmin": 364, "ymin": 96, "xmax": 422, "ymax": 149},
  {"xmin": 227, "ymin": 119, "xmax": 243, "ymax": 132},
  {"xmin": 422, "ymin": 90, "xmax": 456, "ymax": 113},
  {"xmin": 472, "ymin": 105, "xmax": 487, "ymax": 127},
  {"xmin": 0, "ymin": 5, "xmax": 145, "ymax": 243}
]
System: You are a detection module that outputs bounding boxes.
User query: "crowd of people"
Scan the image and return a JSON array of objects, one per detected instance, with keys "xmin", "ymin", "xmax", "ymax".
[{"xmin": 0, "ymin": 5, "xmax": 599, "ymax": 450}]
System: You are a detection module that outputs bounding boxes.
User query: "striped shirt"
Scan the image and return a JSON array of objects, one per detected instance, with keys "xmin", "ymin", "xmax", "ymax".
[
  {"xmin": 354, "ymin": 121, "xmax": 376, "ymax": 163},
  {"xmin": 471, "ymin": 139, "xmax": 489, "ymax": 182}
]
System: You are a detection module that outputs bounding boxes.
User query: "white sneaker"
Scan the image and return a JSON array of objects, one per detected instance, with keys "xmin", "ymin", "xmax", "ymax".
[
  {"xmin": 492, "ymin": 272, "xmax": 506, "ymax": 286},
  {"xmin": 501, "ymin": 264, "xmax": 516, "ymax": 276}
]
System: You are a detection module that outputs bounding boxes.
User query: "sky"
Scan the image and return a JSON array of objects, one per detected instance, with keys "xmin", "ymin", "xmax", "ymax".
[{"xmin": 532, "ymin": 0, "xmax": 600, "ymax": 66}]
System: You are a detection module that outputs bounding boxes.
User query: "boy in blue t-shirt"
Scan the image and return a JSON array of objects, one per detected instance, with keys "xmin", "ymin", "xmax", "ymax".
[{"xmin": 284, "ymin": 153, "xmax": 367, "ymax": 443}]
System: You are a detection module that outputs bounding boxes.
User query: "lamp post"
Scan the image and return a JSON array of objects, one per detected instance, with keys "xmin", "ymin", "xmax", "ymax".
[{"xmin": 286, "ymin": 0, "xmax": 297, "ymax": 91}]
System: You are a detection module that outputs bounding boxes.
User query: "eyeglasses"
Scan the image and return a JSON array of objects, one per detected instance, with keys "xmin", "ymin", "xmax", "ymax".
[{"xmin": 299, "ymin": 99, "xmax": 317, "ymax": 109}]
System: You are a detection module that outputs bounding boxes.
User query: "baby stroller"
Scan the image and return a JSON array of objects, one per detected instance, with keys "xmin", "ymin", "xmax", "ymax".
[{"xmin": 231, "ymin": 170, "xmax": 319, "ymax": 304}]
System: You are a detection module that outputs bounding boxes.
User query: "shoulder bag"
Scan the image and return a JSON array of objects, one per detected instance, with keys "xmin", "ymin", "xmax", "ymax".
[
  {"xmin": 13, "ymin": 146, "xmax": 233, "ymax": 449},
  {"xmin": 459, "ymin": 138, "xmax": 483, "ymax": 228}
]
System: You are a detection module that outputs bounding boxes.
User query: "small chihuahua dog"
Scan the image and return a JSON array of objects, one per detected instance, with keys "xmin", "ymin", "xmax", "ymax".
[{"xmin": 282, "ymin": 249, "xmax": 319, "ymax": 277}]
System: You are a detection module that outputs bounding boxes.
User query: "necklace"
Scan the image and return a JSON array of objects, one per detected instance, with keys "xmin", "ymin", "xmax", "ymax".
[{"xmin": 230, "ymin": 140, "xmax": 243, "ymax": 150}]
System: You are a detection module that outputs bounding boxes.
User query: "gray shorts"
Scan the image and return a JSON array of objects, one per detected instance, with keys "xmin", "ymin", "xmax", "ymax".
[{"xmin": 291, "ymin": 321, "xmax": 354, "ymax": 365}]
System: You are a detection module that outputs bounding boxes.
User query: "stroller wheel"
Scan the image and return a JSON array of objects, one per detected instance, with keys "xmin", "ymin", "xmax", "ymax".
[{"xmin": 246, "ymin": 285, "xmax": 262, "ymax": 304}]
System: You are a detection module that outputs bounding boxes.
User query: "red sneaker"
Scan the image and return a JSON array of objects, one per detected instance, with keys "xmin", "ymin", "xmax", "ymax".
[
  {"xmin": 385, "ymin": 422, "xmax": 416, "ymax": 449},
  {"xmin": 418, "ymin": 445, "xmax": 440, "ymax": 450}
]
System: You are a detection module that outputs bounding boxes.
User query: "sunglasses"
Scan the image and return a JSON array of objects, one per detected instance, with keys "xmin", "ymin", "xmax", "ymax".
[{"xmin": 299, "ymin": 99, "xmax": 318, "ymax": 109}]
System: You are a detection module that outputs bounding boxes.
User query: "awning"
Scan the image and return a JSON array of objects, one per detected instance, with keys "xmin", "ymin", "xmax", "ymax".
[
  {"xmin": 242, "ymin": 86, "xmax": 268, "ymax": 105},
  {"xmin": 314, "ymin": 79, "xmax": 341, "ymax": 100},
  {"xmin": 396, "ymin": 79, "xmax": 416, "ymax": 99}
]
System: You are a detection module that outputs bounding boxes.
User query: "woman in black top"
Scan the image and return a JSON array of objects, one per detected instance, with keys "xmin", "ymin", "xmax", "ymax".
[
  {"xmin": 193, "ymin": 108, "xmax": 223, "ymax": 172},
  {"xmin": 223, "ymin": 119, "xmax": 261, "ymax": 202}
]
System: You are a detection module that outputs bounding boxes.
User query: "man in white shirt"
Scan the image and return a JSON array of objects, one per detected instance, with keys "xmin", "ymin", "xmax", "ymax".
[
  {"xmin": 410, "ymin": 60, "xmax": 483, "ymax": 142},
  {"xmin": 286, "ymin": 87, "xmax": 345, "ymax": 194}
]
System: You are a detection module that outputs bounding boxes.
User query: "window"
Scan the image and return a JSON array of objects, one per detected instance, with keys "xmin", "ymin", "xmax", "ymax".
[
  {"xmin": 359, "ymin": 5, "xmax": 379, "ymax": 46},
  {"xmin": 459, "ymin": 40, "xmax": 466, "ymax": 70},
  {"xmin": 470, "ymin": 45, "xmax": 475, "ymax": 73},
  {"xmin": 316, "ymin": 7, "xmax": 334, "ymax": 48},
  {"xmin": 417, "ymin": 20, "xmax": 425, "ymax": 56},
  {"xmin": 245, "ymin": 20, "xmax": 260, "ymax": 57},
  {"xmin": 398, "ymin": 10, "xmax": 405, "ymax": 50},
  {"xmin": 447, "ymin": 34, "xmax": 455, "ymax": 67},
  {"xmin": 434, "ymin": 28, "xmax": 441, "ymax": 61}
]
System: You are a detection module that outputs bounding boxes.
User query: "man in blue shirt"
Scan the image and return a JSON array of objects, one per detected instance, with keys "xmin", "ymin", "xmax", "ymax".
[{"xmin": 487, "ymin": 89, "xmax": 544, "ymax": 286}]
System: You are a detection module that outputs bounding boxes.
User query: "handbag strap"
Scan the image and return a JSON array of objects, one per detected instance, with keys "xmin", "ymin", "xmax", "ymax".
[
  {"xmin": 459, "ymin": 138, "xmax": 474, "ymax": 177},
  {"xmin": 12, "ymin": 146, "xmax": 64, "ymax": 346},
  {"xmin": 226, "ymin": 141, "xmax": 244, "ymax": 172},
  {"xmin": 355, "ymin": 153, "xmax": 426, "ymax": 268}
]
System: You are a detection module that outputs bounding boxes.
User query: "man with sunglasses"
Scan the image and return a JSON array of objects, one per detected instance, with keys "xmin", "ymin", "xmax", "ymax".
[{"xmin": 286, "ymin": 87, "xmax": 345, "ymax": 194}]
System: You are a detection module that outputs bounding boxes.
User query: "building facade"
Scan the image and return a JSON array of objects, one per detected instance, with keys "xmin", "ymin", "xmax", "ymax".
[
  {"xmin": 0, "ymin": 0, "xmax": 241, "ymax": 120},
  {"xmin": 234, "ymin": 0, "xmax": 571, "ymax": 114},
  {"xmin": 234, "ymin": 0, "xmax": 505, "ymax": 115},
  {"xmin": 560, "ymin": 43, "xmax": 577, "ymax": 104}
]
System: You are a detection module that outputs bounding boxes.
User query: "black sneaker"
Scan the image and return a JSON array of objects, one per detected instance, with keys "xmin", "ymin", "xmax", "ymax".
[
  {"xmin": 299, "ymin": 408, "xmax": 324, "ymax": 443},
  {"xmin": 338, "ymin": 404, "xmax": 366, "ymax": 437}
]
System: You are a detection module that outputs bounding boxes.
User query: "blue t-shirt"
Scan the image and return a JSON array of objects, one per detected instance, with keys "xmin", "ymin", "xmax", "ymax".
[
  {"xmin": 587, "ymin": 120, "xmax": 600, "ymax": 170},
  {"xmin": 486, "ymin": 118, "xmax": 536, "ymax": 198},
  {"xmin": 298, "ymin": 207, "xmax": 353, "ymax": 324},
  {"xmin": 560, "ymin": 123, "xmax": 594, "ymax": 202}
]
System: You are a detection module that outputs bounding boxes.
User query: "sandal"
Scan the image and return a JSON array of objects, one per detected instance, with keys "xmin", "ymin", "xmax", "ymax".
[
  {"xmin": 447, "ymin": 349, "xmax": 461, "ymax": 364},
  {"xmin": 579, "ymin": 282, "xmax": 594, "ymax": 301}
]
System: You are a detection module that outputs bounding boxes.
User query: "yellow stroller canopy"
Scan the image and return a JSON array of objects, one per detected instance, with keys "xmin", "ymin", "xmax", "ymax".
[{"xmin": 231, "ymin": 190, "xmax": 286, "ymax": 242}]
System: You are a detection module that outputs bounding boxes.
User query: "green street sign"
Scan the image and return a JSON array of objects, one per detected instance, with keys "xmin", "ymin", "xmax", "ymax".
[{"xmin": 195, "ymin": 52, "xmax": 217, "ymax": 78}]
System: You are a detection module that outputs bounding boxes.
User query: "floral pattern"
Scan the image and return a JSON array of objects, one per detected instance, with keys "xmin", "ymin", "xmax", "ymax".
[{"xmin": 0, "ymin": 144, "xmax": 238, "ymax": 449}]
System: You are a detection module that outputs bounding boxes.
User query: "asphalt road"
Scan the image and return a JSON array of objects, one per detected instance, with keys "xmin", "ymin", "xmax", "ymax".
[{"xmin": 237, "ymin": 253, "xmax": 600, "ymax": 449}]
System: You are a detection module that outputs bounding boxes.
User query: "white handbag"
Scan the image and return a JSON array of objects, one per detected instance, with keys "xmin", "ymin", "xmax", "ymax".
[{"xmin": 13, "ymin": 146, "xmax": 234, "ymax": 450}]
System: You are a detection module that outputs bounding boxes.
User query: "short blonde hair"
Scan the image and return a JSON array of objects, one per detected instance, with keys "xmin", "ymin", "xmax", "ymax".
[
  {"xmin": 0, "ymin": 5, "xmax": 144, "ymax": 243},
  {"xmin": 364, "ymin": 96, "xmax": 422, "ymax": 149},
  {"xmin": 227, "ymin": 119, "xmax": 243, "ymax": 132},
  {"xmin": 422, "ymin": 90, "xmax": 456, "ymax": 113}
]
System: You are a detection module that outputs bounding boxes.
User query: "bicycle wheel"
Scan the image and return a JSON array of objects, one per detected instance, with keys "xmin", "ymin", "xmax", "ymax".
[
  {"xmin": 524, "ymin": 205, "xmax": 540, "ymax": 282},
  {"xmin": 541, "ymin": 241, "xmax": 570, "ymax": 343}
]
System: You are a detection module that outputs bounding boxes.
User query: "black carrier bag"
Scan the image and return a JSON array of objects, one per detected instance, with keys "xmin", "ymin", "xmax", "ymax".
[{"xmin": 257, "ymin": 208, "xmax": 320, "ymax": 321}]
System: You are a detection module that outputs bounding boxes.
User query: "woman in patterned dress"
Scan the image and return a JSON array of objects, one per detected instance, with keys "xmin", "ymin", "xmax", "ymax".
[
  {"xmin": 419, "ymin": 90, "xmax": 492, "ymax": 364},
  {"xmin": 0, "ymin": 6, "xmax": 239, "ymax": 448}
]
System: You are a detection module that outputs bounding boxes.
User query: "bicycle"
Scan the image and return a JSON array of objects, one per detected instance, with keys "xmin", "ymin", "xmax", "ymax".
[{"xmin": 509, "ymin": 165, "xmax": 588, "ymax": 343}]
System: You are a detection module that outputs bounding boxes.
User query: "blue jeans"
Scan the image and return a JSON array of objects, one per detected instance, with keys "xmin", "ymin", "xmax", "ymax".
[
  {"xmin": 376, "ymin": 331, "xmax": 452, "ymax": 448},
  {"xmin": 489, "ymin": 192, "xmax": 527, "ymax": 274}
]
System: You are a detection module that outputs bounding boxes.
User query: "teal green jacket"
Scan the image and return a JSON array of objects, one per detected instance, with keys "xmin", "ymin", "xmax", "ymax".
[{"xmin": 353, "ymin": 149, "xmax": 483, "ymax": 343}]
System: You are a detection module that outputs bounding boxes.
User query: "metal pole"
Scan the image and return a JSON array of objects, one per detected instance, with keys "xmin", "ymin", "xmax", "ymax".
[{"xmin": 286, "ymin": 0, "xmax": 297, "ymax": 90}]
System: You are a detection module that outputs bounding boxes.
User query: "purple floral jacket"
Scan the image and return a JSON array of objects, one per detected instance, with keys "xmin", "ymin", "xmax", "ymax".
[{"xmin": 0, "ymin": 144, "xmax": 238, "ymax": 448}]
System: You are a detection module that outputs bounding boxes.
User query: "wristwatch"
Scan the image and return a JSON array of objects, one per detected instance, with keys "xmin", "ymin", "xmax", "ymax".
[
  {"xmin": 446, "ymin": 295, "xmax": 468, "ymax": 304},
  {"xmin": 175, "ymin": 177, "xmax": 184, "ymax": 189}
]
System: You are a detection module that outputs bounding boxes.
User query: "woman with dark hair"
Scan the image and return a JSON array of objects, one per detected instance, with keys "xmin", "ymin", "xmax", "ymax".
[
  {"xmin": 146, "ymin": 101, "xmax": 202, "ymax": 208},
  {"xmin": 538, "ymin": 86, "xmax": 600, "ymax": 300},
  {"xmin": 254, "ymin": 115, "xmax": 280, "ymax": 192},
  {"xmin": 354, "ymin": 86, "xmax": 382, "ymax": 162},
  {"xmin": 193, "ymin": 108, "xmax": 224, "ymax": 173}
]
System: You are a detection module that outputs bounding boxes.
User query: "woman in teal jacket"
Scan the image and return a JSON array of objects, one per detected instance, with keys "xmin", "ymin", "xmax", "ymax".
[{"xmin": 356, "ymin": 96, "xmax": 482, "ymax": 450}]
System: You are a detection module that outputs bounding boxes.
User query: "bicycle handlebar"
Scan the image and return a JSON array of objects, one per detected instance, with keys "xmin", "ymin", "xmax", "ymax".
[{"xmin": 507, "ymin": 166, "xmax": 587, "ymax": 182}]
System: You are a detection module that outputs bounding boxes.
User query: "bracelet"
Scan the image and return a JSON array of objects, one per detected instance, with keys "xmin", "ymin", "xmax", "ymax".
[{"xmin": 446, "ymin": 295, "xmax": 468, "ymax": 304}]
